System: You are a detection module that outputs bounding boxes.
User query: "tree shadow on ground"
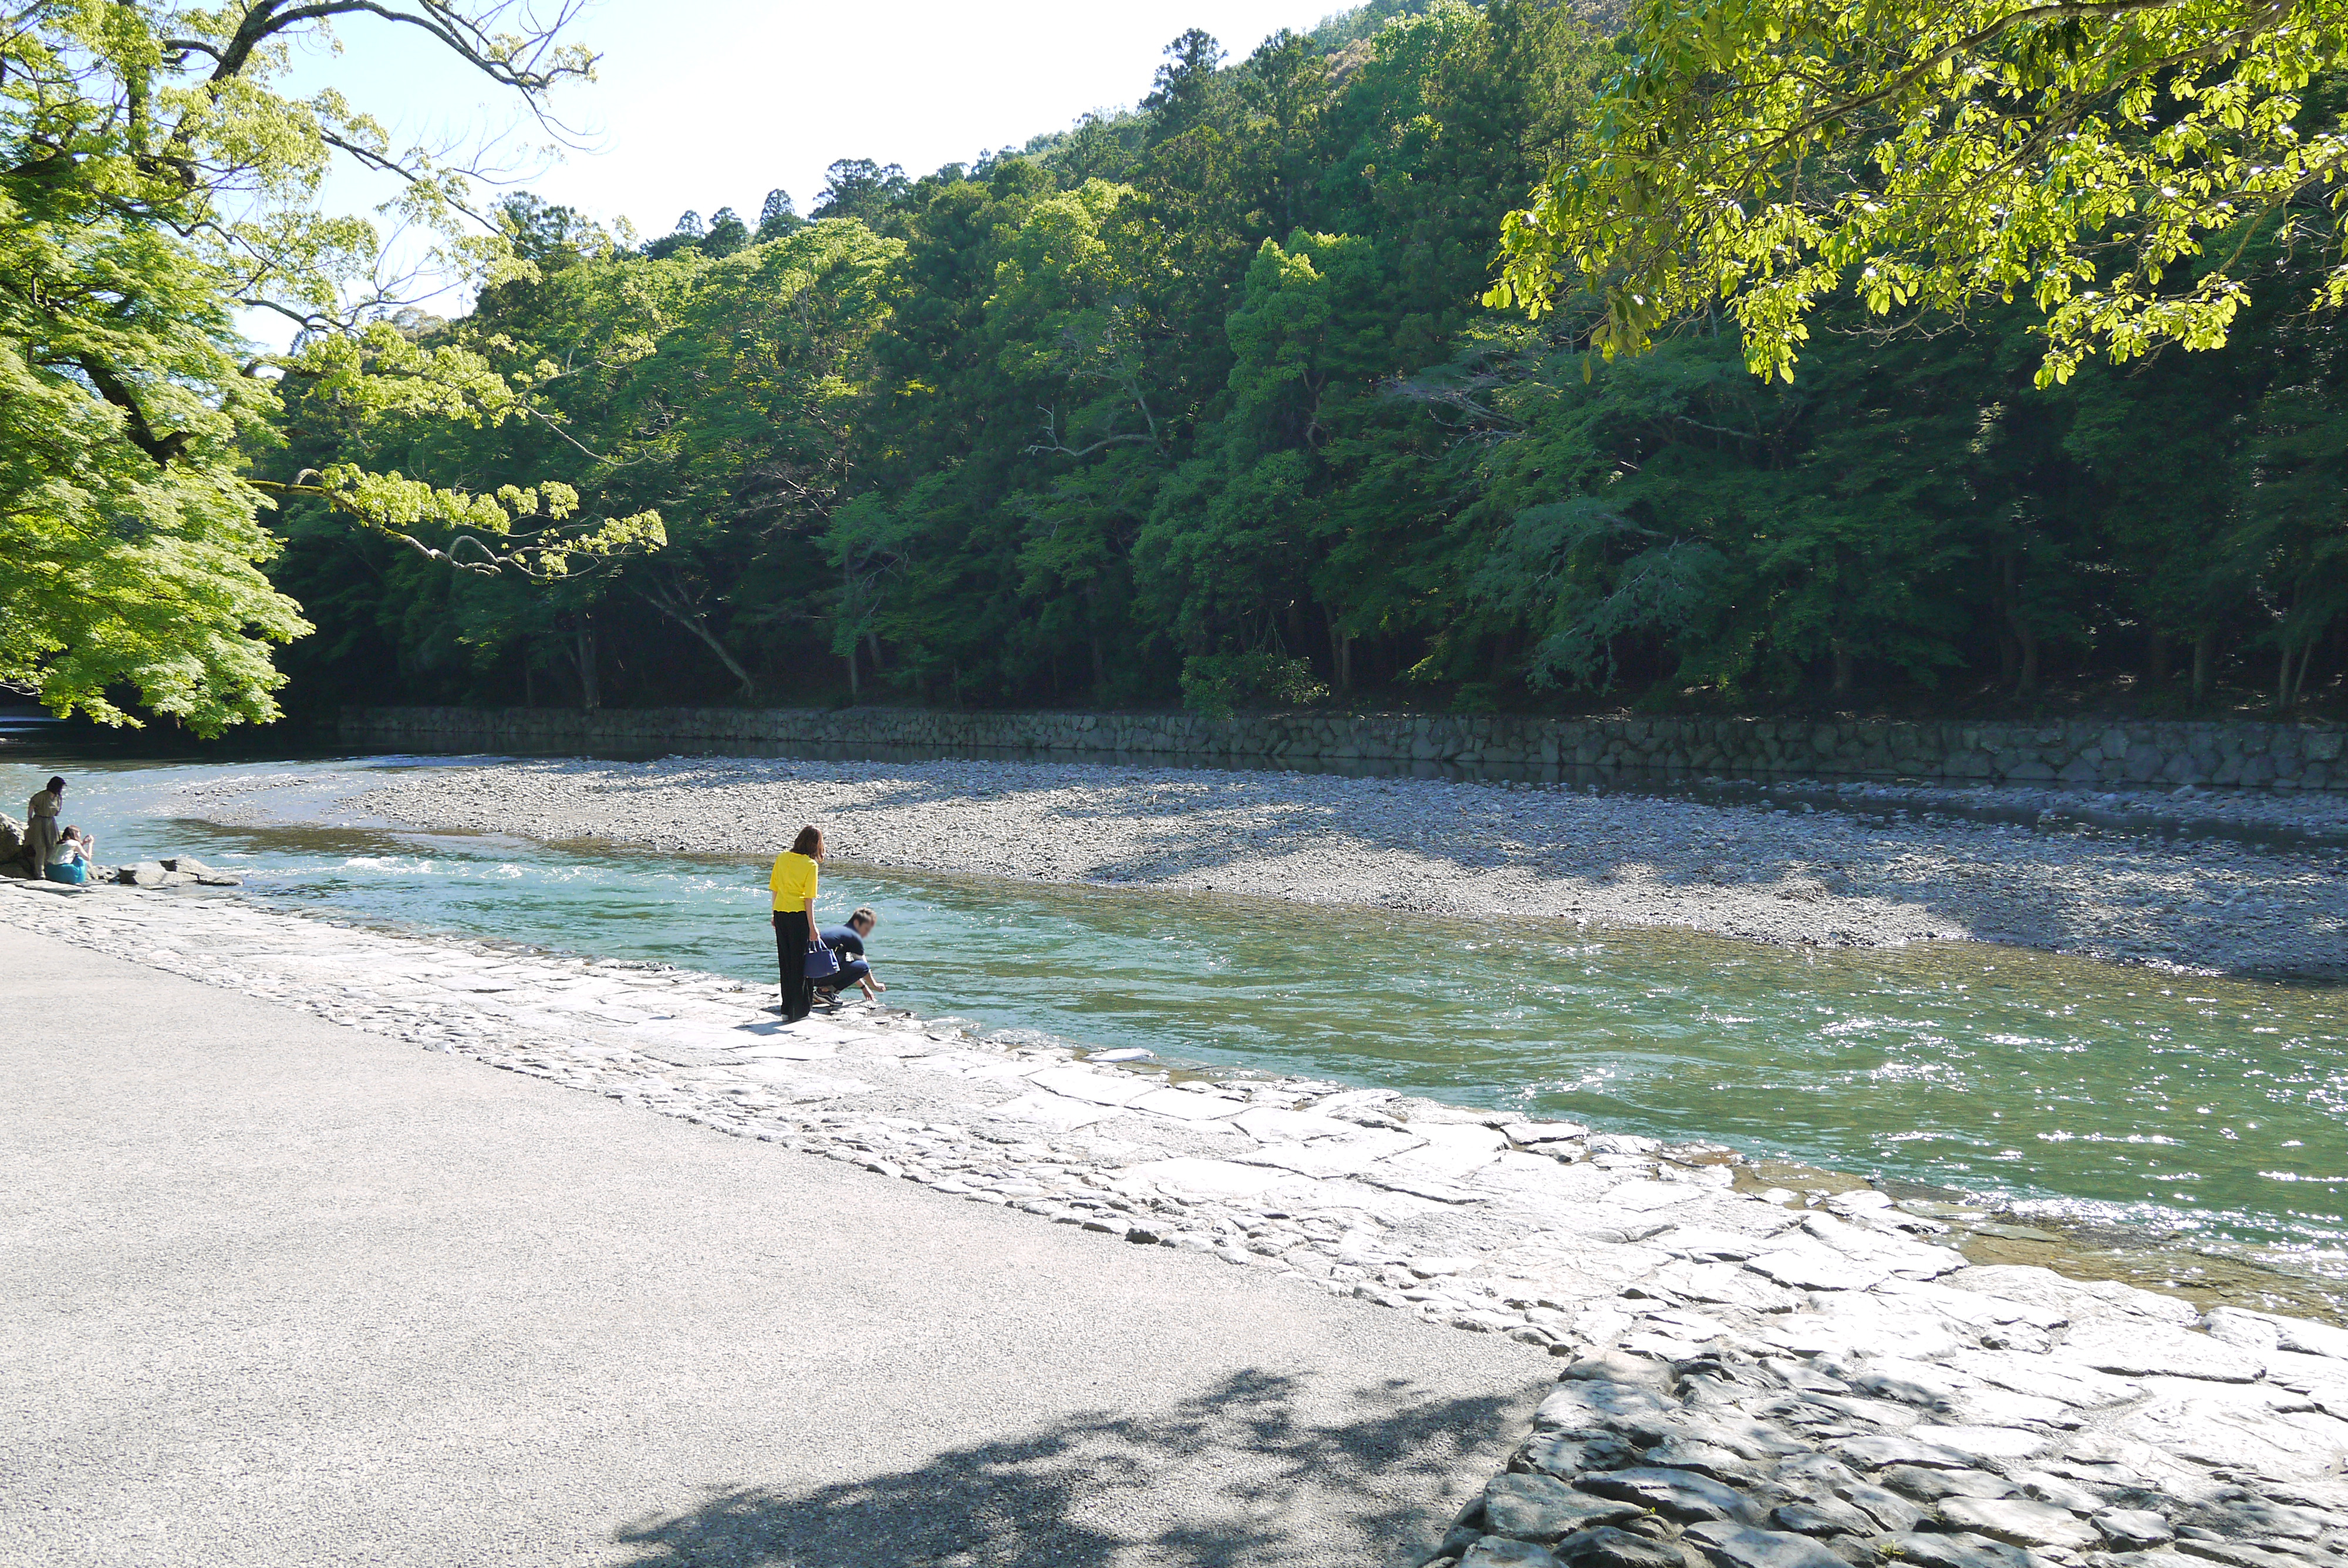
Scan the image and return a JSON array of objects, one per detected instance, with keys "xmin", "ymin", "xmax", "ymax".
[{"xmin": 612, "ymin": 1368, "xmax": 1519, "ymax": 1567}]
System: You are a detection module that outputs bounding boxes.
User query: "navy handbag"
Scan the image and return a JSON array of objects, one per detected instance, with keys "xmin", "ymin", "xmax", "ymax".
[{"xmin": 804, "ymin": 939, "xmax": 841, "ymax": 980}]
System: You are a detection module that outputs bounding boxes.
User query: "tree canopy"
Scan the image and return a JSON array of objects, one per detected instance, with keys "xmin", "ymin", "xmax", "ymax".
[
  {"xmin": 2, "ymin": 0, "xmax": 660, "ymax": 732},
  {"xmin": 23, "ymin": 0, "xmax": 2348, "ymax": 729},
  {"xmin": 1489, "ymin": 0, "xmax": 2348, "ymax": 385}
]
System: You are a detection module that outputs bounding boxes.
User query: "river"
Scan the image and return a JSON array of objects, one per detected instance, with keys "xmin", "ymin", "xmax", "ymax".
[{"xmin": 20, "ymin": 751, "xmax": 2348, "ymax": 1309}]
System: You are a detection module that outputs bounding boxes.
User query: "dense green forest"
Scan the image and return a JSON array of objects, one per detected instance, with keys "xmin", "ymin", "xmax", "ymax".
[{"xmin": 260, "ymin": 0, "xmax": 2348, "ymax": 720}]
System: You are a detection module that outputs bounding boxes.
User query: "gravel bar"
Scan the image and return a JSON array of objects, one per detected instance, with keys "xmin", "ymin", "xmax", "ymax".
[{"xmin": 184, "ymin": 755, "xmax": 2348, "ymax": 978}]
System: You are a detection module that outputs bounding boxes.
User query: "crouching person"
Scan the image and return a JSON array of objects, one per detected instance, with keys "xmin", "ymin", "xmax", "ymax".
[{"xmin": 817, "ymin": 906, "xmax": 886, "ymax": 1006}]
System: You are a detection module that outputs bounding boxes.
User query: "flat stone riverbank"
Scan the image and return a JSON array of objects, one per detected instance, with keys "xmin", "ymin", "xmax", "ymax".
[
  {"xmin": 190, "ymin": 755, "xmax": 2348, "ymax": 976},
  {"xmin": 6, "ymin": 884, "xmax": 2344, "ymax": 1568}
]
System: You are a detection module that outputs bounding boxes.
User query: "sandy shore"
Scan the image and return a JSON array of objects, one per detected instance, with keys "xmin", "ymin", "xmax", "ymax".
[{"xmin": 188, "ymin": 755, "xmax": 2348, "ymax": 977}]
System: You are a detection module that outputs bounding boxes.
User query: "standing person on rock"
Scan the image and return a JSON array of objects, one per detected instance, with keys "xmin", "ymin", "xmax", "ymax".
[
  {"xmin": 769, "ymin": 824, "xmax": 825, "ymax": 1023},
  {"xmin": 19, "ymin": 776, "xmax": 63, "ymax": 880}
]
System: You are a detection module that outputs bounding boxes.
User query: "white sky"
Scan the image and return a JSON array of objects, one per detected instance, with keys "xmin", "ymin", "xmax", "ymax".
[{"xmin": 261, "ymin": 0, "xmax": 1345, "ymax": 340}]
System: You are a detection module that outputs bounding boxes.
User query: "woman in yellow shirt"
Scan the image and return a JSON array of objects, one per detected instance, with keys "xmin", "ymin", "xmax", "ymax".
[{"xmin": 770, "ymin": 824, "xmax": 825, "ymax": 1021}]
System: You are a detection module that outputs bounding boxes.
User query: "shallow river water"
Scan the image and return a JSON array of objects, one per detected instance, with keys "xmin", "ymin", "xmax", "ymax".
[{"xmin": 28, "ymin": 755, "xmax": 2348, "ymax": 1290}]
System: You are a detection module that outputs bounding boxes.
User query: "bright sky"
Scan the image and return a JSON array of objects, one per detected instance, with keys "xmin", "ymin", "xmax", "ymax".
[{"xmin": 264, "ymin": 0, "xmax": 1347, "ymax": 338}]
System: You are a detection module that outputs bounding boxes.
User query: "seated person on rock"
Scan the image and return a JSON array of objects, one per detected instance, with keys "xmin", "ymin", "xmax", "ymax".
[
  {"xmin": 815, "ymin": 907, "xmax": 886, "ymax": 1006},
  {"xmin": 45, "ymin": 826, "xmax": 93, "ymax": 886}
]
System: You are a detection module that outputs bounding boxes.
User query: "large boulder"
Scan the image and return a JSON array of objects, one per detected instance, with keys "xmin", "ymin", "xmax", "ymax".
[{"xmin": 0, "ymin": 810, "xmax": 26, "ymax": 876}]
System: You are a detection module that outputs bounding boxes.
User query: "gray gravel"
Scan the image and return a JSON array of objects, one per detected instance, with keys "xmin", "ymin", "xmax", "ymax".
[
  {"xmin": 184, "ymin": 756, "xmax": 2348, "ymax": 977},
  {"xmin": 0, "ymin": 918, "xmax": 1553, "ymax": 1568}
]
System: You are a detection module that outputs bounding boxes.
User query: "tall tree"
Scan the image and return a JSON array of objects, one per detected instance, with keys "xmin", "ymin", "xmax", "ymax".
[
  {"xmin": 2, "ymin": 0, "xmax": 658, "ymax": 732},
  {"xmin": 757, "ymin": 188, "xmax": 805, "ymax": 240}
]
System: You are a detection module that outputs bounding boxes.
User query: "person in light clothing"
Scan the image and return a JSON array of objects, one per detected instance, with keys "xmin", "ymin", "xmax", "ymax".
[
  {"xmin": 768, "ymin": 824, "xmax": 824, "ymax": 1022},
  {"xmin": 19, "ymin": 775, "xmax": 64, "ymax": 879},
  {"xmin": 46, "ymin": 826, "xmax": 94, "ymax": 885}
]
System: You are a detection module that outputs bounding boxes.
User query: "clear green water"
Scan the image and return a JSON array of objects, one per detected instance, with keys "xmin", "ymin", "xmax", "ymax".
[{"xmin": 26, "ymin": 756, "xmax": 2348, "ymax": 1277}]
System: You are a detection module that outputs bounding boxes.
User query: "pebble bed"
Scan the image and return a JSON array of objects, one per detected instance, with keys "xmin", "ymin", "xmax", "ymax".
[
  {"xmin": 1800, "ymin": 780, "xmax": 2348, "ymax": 844},
  {"xmin": 185, "ymin": 756, "xmax": 2348, "ymax": 978},
  {"xmin": 6, "ymin": 883, "xmax": 2344, "ymax": 1568}
]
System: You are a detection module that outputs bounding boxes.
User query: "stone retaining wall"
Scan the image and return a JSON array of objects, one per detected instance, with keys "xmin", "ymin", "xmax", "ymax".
[{"xmin": 337, "ymin": 706, "xmax": 2348, "ymax": 790}]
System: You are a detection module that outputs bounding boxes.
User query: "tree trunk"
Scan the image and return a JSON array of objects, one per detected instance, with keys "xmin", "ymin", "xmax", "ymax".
[
  {"xmin": 523, "ymin": 661, "xmax": 535, "ymax": 708},
  {"xmin": 2277, "ymin": 638, "xmax": 2313, "ymax": 711},
  {"xmin": 867, "ymin": 631, "xmax": 885, "ymax": 673},
  {"xmin": 1831, "ymin": 642, "xmax": 1853, "ymax": 699},
  {"xmin": 1328, "ymin": 626, "xmax": 1352, "ymax": 694},
  {"xmin": 575, "ymin": 622, "xmax": 600, "ymax": 712},
  {"xmin": 1090, "ymin": 636, "xmax": 1106, "ymax": 694},
  {"xmin": 634, "ymin": 584, "xmax": 757, "ymax": 700},
  {"xmin": 846, "ymin": 637, "xmax": 859, "ymax": 700},
  {"xmin": 2192, "ymin": 631, "xmax": 2215, "ymax": 703},
  {"xmin": 2000, "ymin": 551, "xmax": 2037, "ymax": 696}
]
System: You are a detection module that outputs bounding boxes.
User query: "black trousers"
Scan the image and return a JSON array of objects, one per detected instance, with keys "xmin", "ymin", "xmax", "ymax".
[{"xmin": 773, "ymin": 910, "xmax": 814, "ymax": 1021}]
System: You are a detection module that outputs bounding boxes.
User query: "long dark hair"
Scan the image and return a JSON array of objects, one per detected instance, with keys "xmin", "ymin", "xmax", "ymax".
[{"xmin": 790, "ymin": 824, "xmax": 823, "ymax": 857}]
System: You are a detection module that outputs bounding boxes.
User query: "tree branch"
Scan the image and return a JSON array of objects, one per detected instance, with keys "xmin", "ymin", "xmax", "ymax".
[{"xmin": 68, "ymin": 357, "xmax": 190, "ymax": 466}]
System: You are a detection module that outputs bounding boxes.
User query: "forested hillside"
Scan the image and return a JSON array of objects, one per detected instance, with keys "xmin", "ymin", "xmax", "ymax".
[{"xmin": 261, "ymin": 0, "xmax": 2348, "ymax": 719}]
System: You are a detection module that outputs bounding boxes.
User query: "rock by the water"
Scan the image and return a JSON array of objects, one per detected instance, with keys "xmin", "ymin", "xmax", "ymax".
[
  {"xmin": 1837, "ymin": 1482, "xmax": 1923, "ymax": 1533},
  {"xmin": 2093, "ymin": 1508, "xmax": 2175, "ymax": 1549},
  {"xmin": 1547, "ymin": 1526, "xmax": 1690, "ymax": 1568},
  {"xmin": 95, "ymin": 857, "xmax": 237, "ymax": 889},
  {"xmin": 1459, "ymin": 1536, "xmax": 1563, "ymax": 1568},
  {"xmin": 1681, "ymin": 1520, "xmax": 1848, "ymax": 1568},
  {"xmin": 1577, "ymin": 1467, "xmax": 1762, "ymax": 1525},
  {"xmin": 1937, "ymin": 1493, "xmax": 2099, "ymax": 1550},
  {"xmin": 1766, "ymin": 1498, "xmax": 1874, "ymax": 1537},
  {"xmin": 1868, "ymin": 1531, "xmax": 2032, "ymax": 1568},
  {"xmin": 1875, "ymin": 1466, "xmax": 2014, "ymax": 1502},
  {"xmin": 1484, "ymin": 1474, "xmax": 1645, "ymax": 1543}
]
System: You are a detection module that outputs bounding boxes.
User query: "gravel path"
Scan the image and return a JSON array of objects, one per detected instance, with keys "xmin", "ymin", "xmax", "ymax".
[{"xmin": 187, "ymin": 756, "xmax": 2348, "ymax": 978}]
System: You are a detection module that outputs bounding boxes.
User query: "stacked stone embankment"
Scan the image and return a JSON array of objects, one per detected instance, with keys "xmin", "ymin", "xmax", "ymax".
[{"xmin": 340, "ymin": 707, "xmax": 2348, "ymax": 792}]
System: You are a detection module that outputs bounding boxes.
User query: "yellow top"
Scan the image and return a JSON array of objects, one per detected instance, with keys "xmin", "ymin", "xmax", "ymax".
[{"xmin": 769, "ymin": 850, "xmax": 819, "ymax": 913}]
